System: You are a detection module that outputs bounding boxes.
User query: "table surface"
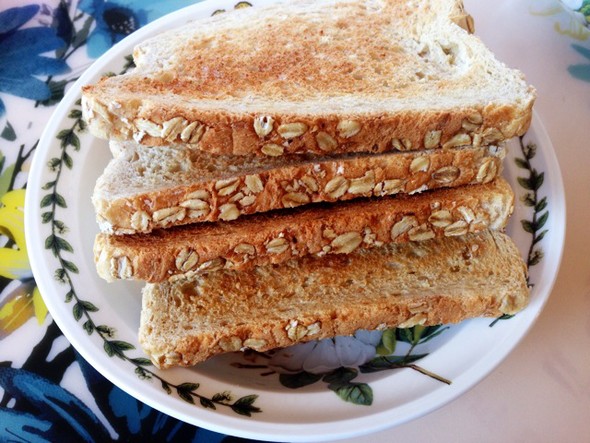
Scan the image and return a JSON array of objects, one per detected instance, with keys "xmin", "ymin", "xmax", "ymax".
[{"xmin": 1, "ymin": 1, "xmax": 588, "ymax": 442}]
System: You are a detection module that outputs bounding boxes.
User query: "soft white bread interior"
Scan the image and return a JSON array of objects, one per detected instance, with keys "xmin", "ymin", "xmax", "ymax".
[{"xmin": 139, "ymin": 230, "xmax": 529, "ymax": 369}]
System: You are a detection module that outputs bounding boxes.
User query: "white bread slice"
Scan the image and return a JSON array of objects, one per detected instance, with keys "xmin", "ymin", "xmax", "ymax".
[
  {"xmin": 81, "ymin": 0, "xmax": 535, "ymax": 156},
  {"xmin": 139, "ymin": 230, "xmax": 529, "ymax": 369},
  {"xmin": 93, "ymin": 141, "xmax": 506, "ymax": 234},
  {"xmin": 95, "ymin": 177, "xmax": 514, "ymax": 283}
]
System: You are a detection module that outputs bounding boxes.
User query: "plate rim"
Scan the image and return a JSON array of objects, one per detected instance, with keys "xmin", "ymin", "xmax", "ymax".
[{"xmin": 23, "ymin": 1, "xmax": 567, "ymax": 441}]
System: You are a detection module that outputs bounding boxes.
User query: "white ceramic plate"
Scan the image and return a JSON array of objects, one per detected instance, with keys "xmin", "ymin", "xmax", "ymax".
[{"xmin": 25, "ymin": 1, "xmax": 566, "ymax": 441}]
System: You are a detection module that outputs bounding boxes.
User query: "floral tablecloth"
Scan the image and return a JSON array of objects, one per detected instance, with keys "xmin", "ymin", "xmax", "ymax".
[
  {"xmin": 1, "ymin": 0, "xmax": 589, "ymax": 442},
  {"xmin": 0, "ymin": 0, "xmax": 261, "ymax": 441}
]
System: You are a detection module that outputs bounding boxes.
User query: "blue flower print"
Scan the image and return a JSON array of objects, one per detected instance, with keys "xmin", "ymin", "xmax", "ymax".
[
  {"xmin": 0, "ymin": 5, "xmax": 70, "ymax": 116},
  {"xmin": 569, "ymin": 43, "xmax": 590, "ymax": 82},
  {"xmin": 0, "ymin": 366, "xmax": 112, "ymax": 442},
  {"xmin": 79, "ymin": 0, "xmax": 198, "ymax": 58}
]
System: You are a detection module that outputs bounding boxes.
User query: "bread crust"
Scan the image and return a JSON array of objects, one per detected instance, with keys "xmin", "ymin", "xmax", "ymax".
[
  {"xmin": 83, "ymin": 95, "xmax": 534, "ymax": 156},
  {"xmin": 93, "ymin": 143, "xmax": 506, "ymax": 234},
  {"xmin": 138, "ymin": 230, "xmax": 529, "ymax": 368},
  {"xmin": 95, "ymin": 178, "xmax": 514, "ymax": 282}
]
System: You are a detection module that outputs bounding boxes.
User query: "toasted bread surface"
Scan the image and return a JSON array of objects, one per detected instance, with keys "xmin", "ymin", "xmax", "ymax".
[
  {"xmin": 82, "ymin": 0, "xmax": 535, "ymax": 155},
  {"xmin": 139, "ymin": 230, "xmax": 529, "ymax": 368}
]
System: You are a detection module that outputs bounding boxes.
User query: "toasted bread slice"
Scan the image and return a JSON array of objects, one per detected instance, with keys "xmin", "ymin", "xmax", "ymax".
[
  {"xmin": 81, "ymin": 0, "xmax": 535, "ymax": 156},
  {"xmin": 94, "ymin": 177, "xmax": 513, "ymax": 282},
  {"xmin": 139, "ymin": 230, "xmax": 529, "ymax": 368},
  {"xmin": 93, "ymin": 141, "xmax": 505, "ymax": 234}
]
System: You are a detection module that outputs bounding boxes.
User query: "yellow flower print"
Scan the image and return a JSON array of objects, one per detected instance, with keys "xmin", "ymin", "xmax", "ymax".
[
  {"xmin": 0, "ymin": 189, "xmax": 30, "ymax": 279},
  {"xmin": 0, "ymin": 283, "xmax": 47, "ymax": 334},
  {"xmin": 0, "ymin": 189, "xmax": 48, "ymax": 335}
]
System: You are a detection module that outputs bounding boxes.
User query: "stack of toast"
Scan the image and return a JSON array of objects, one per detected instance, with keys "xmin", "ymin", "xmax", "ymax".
[{"xmin": 82, "ymin": 0, "xmax": 534, "ymax": 369}]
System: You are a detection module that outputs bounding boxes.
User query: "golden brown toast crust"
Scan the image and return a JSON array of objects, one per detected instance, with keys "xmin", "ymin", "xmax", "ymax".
[
  {"xmin": 93, "ymin": 143, "xmax": 506, "ymax": 234},
  {"xmin": 95, "ymin": 177, "xmax": 514, "ymax": 283}
]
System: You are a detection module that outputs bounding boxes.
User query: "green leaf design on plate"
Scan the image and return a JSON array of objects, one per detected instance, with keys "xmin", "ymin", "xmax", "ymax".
[
  {"xmin": 40, "ymin": 193, "xmax": 66, "ymax": 208},
  {"xmin": 536, "ymin": 196, "xmax": 548, "ymax": 212},
  {"xmin": 44, "ymin": 234, "xmax": 73, "ymax": 256},
  {"xmin": 64, "ymin": 290, "xmax": 74, "ymax": 303},
  {"xmin": 61, "ymin": 259, "xmax": 79, "ymax": 273},
  {"xmin": 72, "ymin": 302, "xmax": 83, "ymax": 321},
  {"xmin": 515, "ymin": 135, "xmax": 549, "ymax": 276},
  {"xmin": 396, "ymin": 325, "xmax": 448, "ymax": 347},
  {"xmin": 130, "ymin": 357, "xmax": 153, "ymax": 367},
  {"xmin": 176, "ymin": 389, "xmax": 195, "ymax": 405},
  {"xmin": 491, "ymin": 134, "xmax": 549, "ymax": 327},
  {"xmin": 376, "ymin": 328, "xmax": 396, "ymax": 355},
  {"xmin": 323, "ymin": 367, "xmax": 357, "ymax": 385},
  {"xmin": 200, "ymin": 397, "xmax": 216, "ymax": 409},
  {"xmin": 161, "ymin": 380, "xmax": 172, "ymax": 395},
  {"xmin": 95, "ymin": 325, "xmax": 115, "ymax": 337},
  {"xmin": 103, "ymin": 340, "xmax": 136, "ymax": 359},
  {"xmin": 56, "ymin": 128, "xmax": 81, "ymax": 151},
  {"xmin": 178, "ymin": 382, "xmax": 200, "ymax": 391},
  {"xmin": 83, "ymin": 320, "xmax": 94, "ymax": 334},
  {"xmin": 212, "ymin": 392, "xmax": 232, "ymax": 402},
  {"xmin": 331, "ymin": 382, "xmax": 373, "ymax": 406},
  {"xmin": 279, "ymin": 367, "xmax": 374, "ymax": 406},
  {"xmin": 231, "ymin": 395, "xmax": 261, "ymax": 417},
  {"xmin": 177, "ymin": 383, "xmax": 200, "ymax": 404},
  {"xmin": 324, "ymin": 368, "xmax": 372, "ymax": 406},
  {"xmin": 279, "ymin": 371, "xmax": 323, "ymax": 389}
]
